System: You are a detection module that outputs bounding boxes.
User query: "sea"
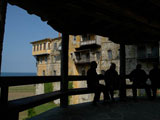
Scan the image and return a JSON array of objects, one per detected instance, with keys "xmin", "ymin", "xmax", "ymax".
[{"xmin": 1, "ymin": 72, "xmax": 37, "ymax": 76}]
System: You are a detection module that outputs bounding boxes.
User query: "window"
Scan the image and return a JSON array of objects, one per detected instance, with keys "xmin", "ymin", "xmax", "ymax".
[
  {"xmin": 137, "ymin": 45, "xmax": 146, "ymax": 59},
  {"xmin": 53, "ymin": 70, "xmax": 56, "ymax": 76},
  {"xmin": 53, "ymin": 56, "xmax": 56, "ymax": 63},
  {"xmin": 43, "ymin": 70, "xmax": 45, "ymax": 76},
  {"xmin": 75, "ymin": 52, "xmax": 81, "ymax": 60},
  {"xmin": 45, "ymin": 57, "xmax": 48, "ymax": 64},
  {"xmin": 37, "ymin": 44, "xmax": 39, "ymax": 51},
  {"xmin": 82, "ymin": 34, "xmax": 90, "ymax": 41},
  {"xmin": 33, "ymin": 45, "xmax": 36, "ymax": 51},
  {"xmin": 44, "ymin": 43, "xmax": 46, "ymax": 50},
  {"xmin": 73, "ymin": 36, "xmax": 76, "ymax": 44},
  {"xmin": 117, "ymin": 49, "xmax": 120, "ymax": 59},
  {"xmin": 86, "ymin": 53, "xmax": 90, "ymax": 60},
  {"xmin": 39, "ymin": 57, "xmax": 42, "ymax": 64},
  {"xmin": 74, "ymin": 36, "xmax": 76, "ymax": 41},
  {"xmin": 56, "ymin": 55, "xmax": 61, "ymax": 61},
  {"xmin": 96, "ymin": 52, "xmax": 101, "ymax": 60},
  {"xmin": 57, "ymin": 43, "xmax": 62, "ymax": 50},
  {"xmin": 48, "ymin": 43, "xmax": 50, "ymax": 50},
  {"xmin": 108, "ymin": 50, "xmax": 112, "ymax": 60},
  {"xmin": 40, "ymin": 44, "xmax": 42, "ymax": 50},
  {"xmin": 70, "ymin": 53, "xmax": 73, "ymax": 58},
  {"xmin": 54, "ymin": 43, "xmax": 57, "ymax": 50}
]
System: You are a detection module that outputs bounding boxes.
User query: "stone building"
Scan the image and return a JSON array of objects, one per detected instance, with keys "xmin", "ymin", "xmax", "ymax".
[{"xmin": 31, "ymin": 35, "xmax": 160, "ymax": 104}]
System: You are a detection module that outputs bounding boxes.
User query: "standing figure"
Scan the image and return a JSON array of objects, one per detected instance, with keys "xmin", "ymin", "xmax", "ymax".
[
  {"xmin": 104, "ymin": 63, "xmax": 119, "ymax": 102},
  {"xmin": 129, "ymin": 64, "xmax": 151, "ymax": 101},
  {"xmin": 87, "ymin": 61, "xmax": 108, "ymax": 105},
  {"xmin": 149, "ymin": 63, "xmax": 160, "ymax": 99}
]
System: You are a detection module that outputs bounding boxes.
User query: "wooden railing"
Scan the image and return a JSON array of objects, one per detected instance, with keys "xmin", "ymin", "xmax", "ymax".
[
  {"xmin": 0, "ymin": 76, "xmax": 93, "ymax": 119},
  {"xmin": 0, "ymin": 75, "xmax": 148, "ymax": 120}
]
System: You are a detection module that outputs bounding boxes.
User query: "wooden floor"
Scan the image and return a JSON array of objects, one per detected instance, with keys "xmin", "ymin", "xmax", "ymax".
[{"xmin": 30, "ymin": 97, "xmax": 160, "ymax": 120}]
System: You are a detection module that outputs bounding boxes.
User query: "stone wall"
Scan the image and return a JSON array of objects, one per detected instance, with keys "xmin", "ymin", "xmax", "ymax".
[{"xmin": 33, "ymin": 35, "xmax": 159, "ymax": 104}]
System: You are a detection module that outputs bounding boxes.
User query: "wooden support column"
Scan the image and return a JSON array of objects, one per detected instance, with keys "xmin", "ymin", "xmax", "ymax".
[
  {"xmin": 0, "ymin": 0, "xmax": 8, "ymax": 118},
  {"xmin": 119, "ymin": 44, "xmax": 126, "ymax": 99},
  {"xmin": 158, "ymin": 41, "xmax": 160, "ymax": 63},
  {"xmin": 0, "ymin": 0, "xmax": 7, "ymax": 72},
  {"xmin": 60, "ymin": 33, "xmax": 69, "ymax": 107}
]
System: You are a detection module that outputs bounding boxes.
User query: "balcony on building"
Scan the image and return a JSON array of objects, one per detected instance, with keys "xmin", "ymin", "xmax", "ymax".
[
  {"xmin": 31, "ymin": 39, "xmax": 52, "ymax": 56},
  {"xmin": 73, "ymin": 49, "xmax": 101, "ymax": 64},
  {"xmin": 77, "ymin": 35, "xmax": 101, "ymax": 50},
  {"xmin": 137, "ymin": 44, "xmax": 159, "ymax": 62}
]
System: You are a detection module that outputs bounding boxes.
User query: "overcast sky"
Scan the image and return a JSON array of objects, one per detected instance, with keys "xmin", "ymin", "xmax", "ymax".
[{"xmin": 1, "ymin": 4, "xmax": 58, "ymax": 73}]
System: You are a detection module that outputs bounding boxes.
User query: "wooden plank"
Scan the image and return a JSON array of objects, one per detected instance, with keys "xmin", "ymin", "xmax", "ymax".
[
  {"xmin": 0, "ymin": 76, "xmax": 61, "ymax": 86},
  {"xmin": 6, "ymin": 84, "xmax": 156, "ymax": 119},
  {"xmin": 119, "ymin": 44, "xmax": 126, "ymax": 99},
  {"xmin": 8, "ymin": 90, "xmax": 62, "ymax": 112}
]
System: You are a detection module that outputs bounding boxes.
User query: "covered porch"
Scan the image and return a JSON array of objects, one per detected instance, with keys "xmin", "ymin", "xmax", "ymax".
[{"xmin": 1, "ymin": 0, "xmax": 160, "ymax": 120}]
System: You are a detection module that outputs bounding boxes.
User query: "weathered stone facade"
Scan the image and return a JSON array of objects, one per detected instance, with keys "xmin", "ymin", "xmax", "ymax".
[{"xmin": 31, "ymin": 35, "xmax": 160, "ymax": 104}]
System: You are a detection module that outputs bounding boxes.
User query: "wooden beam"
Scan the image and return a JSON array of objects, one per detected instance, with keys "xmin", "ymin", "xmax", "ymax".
[
  {"xmin": 119, "ymin": 44, "xmax": 126, "ymax": 99},
  {"xmin": 60, "ymin": 33, "xmax": 69, "ymax": 107}
]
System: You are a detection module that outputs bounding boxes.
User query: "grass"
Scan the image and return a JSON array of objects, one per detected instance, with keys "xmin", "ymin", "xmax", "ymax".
[
  {"xmin": 44, "ymin": 83, "xmax": 53, "ymax": 93},
  {"xmin": 8, "ymin": 85, "xmax": 35, "ymax": 100},
  {"xmin": 34, "ymin": 102, "xmax": 58, "ymax": 115},
  {"xmin": 8, "ymin": 85, "xmax": 35, "ymax": 120},
  {"xmin": 9, "ymin": 82, "xmax": 75, "ymax": 120},
  {"xmin": 9, "ymin": 85, "xmax": 35, "ymax": 92},
  {"xmin": 24, "ymin": 102, "xmax": 58, "ymax": 120}
]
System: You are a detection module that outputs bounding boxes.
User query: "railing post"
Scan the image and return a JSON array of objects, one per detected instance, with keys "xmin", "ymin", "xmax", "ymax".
[
  {"xmin": 119, "ymin": 43, "xmax": 126, "ymax": 99},
  {"xmin": 0, "ymin": 84, "xmax": 9, "ymax": 119},
  {"xmin": 60, "ymin": 33, "xmax": 69, "ymax": 107},
  {"xmin": 7, "ymin": 111, "xmax": 19, "ymax": 120}
]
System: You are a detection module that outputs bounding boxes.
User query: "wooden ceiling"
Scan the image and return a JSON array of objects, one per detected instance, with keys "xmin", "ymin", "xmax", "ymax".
[{"xmin": 7, "ymin": 0, "xmax": 160, "ymax": 44}]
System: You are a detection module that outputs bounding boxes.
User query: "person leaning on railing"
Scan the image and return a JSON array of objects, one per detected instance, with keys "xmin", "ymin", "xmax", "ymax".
[
  {"xmin": 129, "ymin": 64, "xmax": 151, "ymax": 101},
  {"xmin": 104, "ymin": 63, "xmax": 120, "ymax": 102},
  {"xmin": 87, "ymin": 61, "xmax": 110, "ymax": 105},
  {"xmin": 149, "ymin": 63, "xmax": 160, "ymax": 100}
]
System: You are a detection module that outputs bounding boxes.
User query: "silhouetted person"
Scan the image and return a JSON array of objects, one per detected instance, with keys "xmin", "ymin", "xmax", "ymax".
[
  {"xmin": 104, "ymin": 63, "xmax": 119, "ymax": 102},
  {"xmin": 149, "ymin": 63, "xmax": 160, "ymax": 99},
  {"xmin": 87, "ymin": 61, "xmax": 109, "ymax": 105},
  {"xmin": 129, "ymin": 64, "xmax": 151, "ymax": 101}
]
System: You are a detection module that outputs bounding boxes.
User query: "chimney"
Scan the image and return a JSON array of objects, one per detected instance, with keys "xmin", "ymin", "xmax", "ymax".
[{"xmin": 58, "ymin": 33, "xmax": 61, "ymax": 37}]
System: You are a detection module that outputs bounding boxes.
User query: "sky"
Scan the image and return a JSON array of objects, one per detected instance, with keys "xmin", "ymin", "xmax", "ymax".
[{"xmin": 1, "ymin": 4, "xmax": 58, "ymax": 73}]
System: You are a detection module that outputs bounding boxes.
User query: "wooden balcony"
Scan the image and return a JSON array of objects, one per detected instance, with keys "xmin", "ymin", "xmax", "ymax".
[
  {"xmin": 77, "ymin": 39, "xmax": 101, "ymax": 50},
  {"xmin": 74, "ymin": 57, "xmax": 98, "ymax": 64},
  {"xmin": 32, "ymin": 49, "xmax": 51, "ymax": 56},
  {"xmin": 74, "ymin": 58, "xmax": 90, "ymax": 64},
  {"xmin": 80, "ymin": 39, "xmax": 101, "ymax": 46},
  {"xmin": 137, "ymin": 55, "xmax": 159, "ymax": 62}
]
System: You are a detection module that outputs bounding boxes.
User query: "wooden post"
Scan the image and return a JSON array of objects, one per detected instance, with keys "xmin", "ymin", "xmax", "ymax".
[
  {"xmin": 119, "ymin": 44, "xmax": 126, "ymax": 99},
  {"xmin": 158, "ymin": 41, "xmax": 160, "ymax": 63},
  {"xmin": 60, "ymin": 33, "xmax": 69, "ymax": 107},
  {"xmin": 0, "ymin": 84, "xmax": 9, "ymax": 119},
  {"xmin": 0, "ymin": 0, "xmax": 8, "ymax": 119},
  {"xmin": 0, "ymin": 0, "xmax": 7, "ymax": 72}
]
